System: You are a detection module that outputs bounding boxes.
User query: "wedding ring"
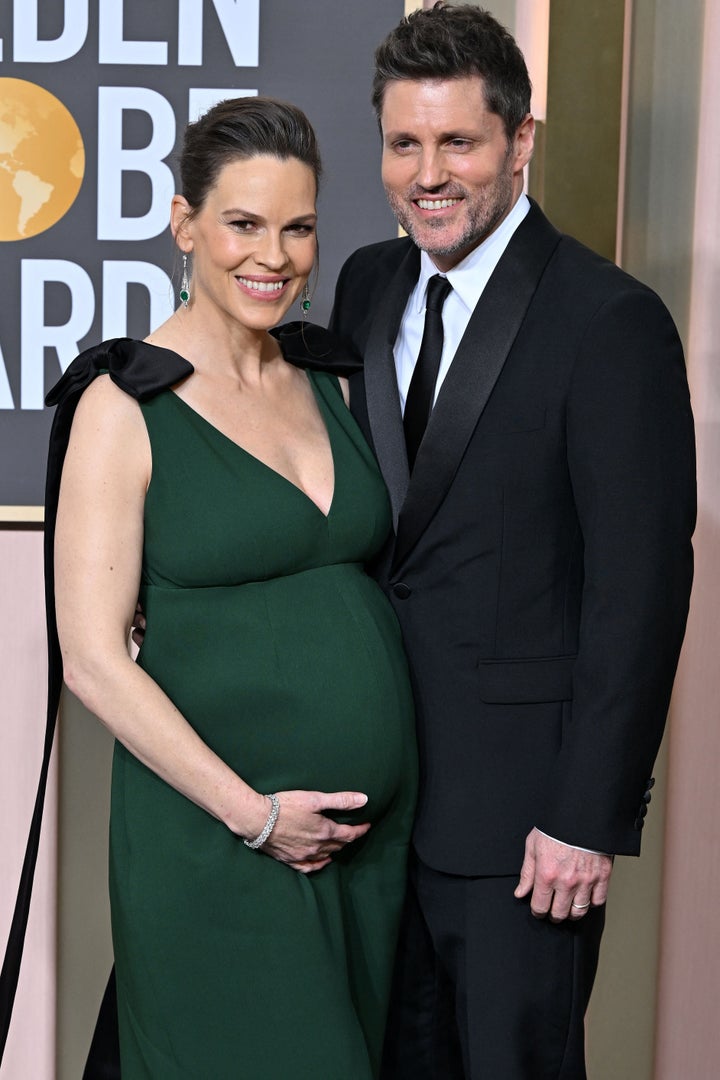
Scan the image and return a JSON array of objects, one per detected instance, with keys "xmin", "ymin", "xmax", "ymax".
[{"xmin": 571, "ymin": 900, "xmax": 591, "ymax": 910}]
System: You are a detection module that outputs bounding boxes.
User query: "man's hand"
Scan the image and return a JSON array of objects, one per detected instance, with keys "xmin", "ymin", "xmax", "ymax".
[
  {"xmin": 514, "ymin": 827, "xmax": 613, "ymax": 922},
  {"xmin": 131, "ymin": 602, "xmax": 146, "ymax": 649}
]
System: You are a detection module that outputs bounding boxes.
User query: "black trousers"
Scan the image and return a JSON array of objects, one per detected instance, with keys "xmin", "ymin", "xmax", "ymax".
[{"xmin": 381, "ymin": 855, "xmax": 605, "ymax": 1080}]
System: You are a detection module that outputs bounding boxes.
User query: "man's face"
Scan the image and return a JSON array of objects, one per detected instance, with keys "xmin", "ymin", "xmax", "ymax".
[{"xmin": 380, "ymin": 76, "xmax": 534, "ymax": 271}]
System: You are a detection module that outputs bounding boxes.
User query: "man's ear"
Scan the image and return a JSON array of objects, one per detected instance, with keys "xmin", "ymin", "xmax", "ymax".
[{"xmin": 513, "ymin": 114, "xmax": 535, "ymax": 172}]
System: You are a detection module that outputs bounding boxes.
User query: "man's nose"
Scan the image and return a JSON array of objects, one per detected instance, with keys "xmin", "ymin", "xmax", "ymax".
[{"xmin": 416, "ymin": 148, "xmax": 448, "ymax": 190}]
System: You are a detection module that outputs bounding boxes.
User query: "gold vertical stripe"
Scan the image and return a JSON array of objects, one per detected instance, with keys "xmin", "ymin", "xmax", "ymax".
[{"xmin": 541, "ymin": 0, "xmax": 626, "ymax": 261}]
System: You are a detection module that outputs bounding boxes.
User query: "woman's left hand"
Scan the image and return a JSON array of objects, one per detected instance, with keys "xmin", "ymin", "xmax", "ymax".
[{"xmin": 252, "ymin": 788, "xmax": 371, "ymax": 873}]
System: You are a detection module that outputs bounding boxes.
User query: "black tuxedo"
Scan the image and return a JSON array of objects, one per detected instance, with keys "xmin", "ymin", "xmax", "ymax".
[{"xmin": 329, "ymin": 200, "xmax": 695, "ymax": 1077}]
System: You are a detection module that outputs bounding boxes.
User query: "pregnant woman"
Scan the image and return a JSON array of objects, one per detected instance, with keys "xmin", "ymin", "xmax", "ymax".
[{"xmin": 48, "ymin": 97, "xmax": 417, "ymax": 1078}]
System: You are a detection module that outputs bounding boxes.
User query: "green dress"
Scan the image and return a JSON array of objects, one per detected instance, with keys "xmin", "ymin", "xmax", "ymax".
[{"xmin": 108, "ymin": 350, "xmax": 417, "ymax": 1078}]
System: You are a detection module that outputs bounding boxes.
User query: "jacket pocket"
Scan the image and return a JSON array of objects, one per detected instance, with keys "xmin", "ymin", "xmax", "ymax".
[
  {"xmin": 481, "ymin": 406, "xmax": 546, "ymax": 436},
  {"xmin": 477, "ymin": 655, "xmax": 576, "ymax": 704}
]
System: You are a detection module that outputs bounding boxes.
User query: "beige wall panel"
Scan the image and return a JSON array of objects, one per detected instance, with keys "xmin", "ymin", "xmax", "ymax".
[
  {"xmin": 56, "ymin": 692, "xmax": 114, "ymax": 1080},
  {"xmin": 621, "ymin": 0, "xmax": 704, "ymax": 334},
  {"xmin": 0, "ymin": 530, "xmax": 56, "ymax": 1078}
]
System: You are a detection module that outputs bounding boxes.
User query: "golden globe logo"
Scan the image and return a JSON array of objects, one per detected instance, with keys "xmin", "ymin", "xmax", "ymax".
[
  {"xmin": 0, "ymin": 78, "xmax": 85, "ymax": 241},
  {"xmin": 0, "ymin": 2, "xmax": 262, "ymax": 414}
]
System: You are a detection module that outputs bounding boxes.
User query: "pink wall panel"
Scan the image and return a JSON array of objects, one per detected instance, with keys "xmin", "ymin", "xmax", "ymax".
[{"xmin": 655, "ymin": 3, "xmax": 720, "ymax": 1076}]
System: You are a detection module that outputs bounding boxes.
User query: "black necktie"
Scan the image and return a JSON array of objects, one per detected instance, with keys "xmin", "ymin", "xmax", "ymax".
[{"xmin": 403, "ymin": 274, "xmax": 453, "ymax": 470}]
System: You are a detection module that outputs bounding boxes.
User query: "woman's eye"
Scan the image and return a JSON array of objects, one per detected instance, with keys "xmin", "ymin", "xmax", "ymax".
[
  {"xmin": 230, "ymin": 220, "xmax": 255, "ymax": 231},
  {"xmin": 286, "ymin": 224, "xmax": 315, "ymax": 237}
]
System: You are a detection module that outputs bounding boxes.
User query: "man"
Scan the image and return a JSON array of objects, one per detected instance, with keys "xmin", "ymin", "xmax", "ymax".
[{"xmin": 330, "ymin": 4, "xmax": 695, "ymax": 1078}]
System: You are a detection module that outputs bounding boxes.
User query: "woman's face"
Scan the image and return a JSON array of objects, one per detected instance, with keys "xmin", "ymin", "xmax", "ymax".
[{"xmin": 174, "ymin": 154, "xmax": 317, "ymax": 332}]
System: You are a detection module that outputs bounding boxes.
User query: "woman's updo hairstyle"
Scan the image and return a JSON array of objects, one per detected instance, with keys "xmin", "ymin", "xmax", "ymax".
[{"xmin": 179, "ymin": 96, "xmax": 322, "ymax": 218}]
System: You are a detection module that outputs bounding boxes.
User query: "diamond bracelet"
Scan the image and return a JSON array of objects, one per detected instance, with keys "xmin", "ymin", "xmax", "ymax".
[{"xmin": 243, "ymin": 793, "xmax": 281, "ymax": 850}]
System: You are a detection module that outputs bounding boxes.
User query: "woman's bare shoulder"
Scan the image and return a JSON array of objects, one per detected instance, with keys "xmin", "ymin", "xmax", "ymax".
[
  {"xmin": 66, "ymin": 374, "xmax": 151, "ymax": 482},
  {"xmin": 72, "ymin": 373, "xmax": 146, "ymax": 432}
]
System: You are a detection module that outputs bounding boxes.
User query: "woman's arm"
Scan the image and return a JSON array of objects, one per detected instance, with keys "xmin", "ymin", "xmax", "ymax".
[{"xmin": 55, "ymin": 376, "xmax": 369, "ymax": 870}]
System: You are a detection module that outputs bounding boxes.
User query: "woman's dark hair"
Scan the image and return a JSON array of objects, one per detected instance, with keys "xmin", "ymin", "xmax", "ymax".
[
  {"xmin": 371, "ymin": 3, "xmax": 531, "ymax": 139},
  {"xmin": 179, "ymin": 96, "xmax": 322, "ymax": 215}
]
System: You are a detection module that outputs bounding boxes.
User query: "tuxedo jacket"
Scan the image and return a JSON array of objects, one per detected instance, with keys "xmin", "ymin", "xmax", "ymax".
[{"xmin": 329, "ymin": 200, "xmax": 695, "ymax": 877}]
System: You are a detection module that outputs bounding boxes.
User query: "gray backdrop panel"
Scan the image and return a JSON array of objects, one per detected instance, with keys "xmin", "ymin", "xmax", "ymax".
[{"xmin": 0, "ymin": 0, "xmax": 404, "ymax": 509}]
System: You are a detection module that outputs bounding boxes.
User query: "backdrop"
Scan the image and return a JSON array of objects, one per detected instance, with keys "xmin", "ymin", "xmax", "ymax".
[{"xmin": 0, "ymin": 0, "xmax": 403, "ymax": 514}]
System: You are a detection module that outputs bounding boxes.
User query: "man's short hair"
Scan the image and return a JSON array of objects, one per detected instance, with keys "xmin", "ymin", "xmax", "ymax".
[{"xmin": 372, "ymin": 3, "xmax": 532, "ymax": 139}]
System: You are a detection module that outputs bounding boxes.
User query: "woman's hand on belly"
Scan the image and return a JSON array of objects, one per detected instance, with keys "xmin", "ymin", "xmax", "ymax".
[{"xmin": 252, "ymin": 789, "xmax": 371, "ymax": 873}]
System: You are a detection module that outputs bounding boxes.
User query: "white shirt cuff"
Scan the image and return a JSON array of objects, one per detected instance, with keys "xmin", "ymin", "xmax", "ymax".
[{"xmin": 535, "ymin": 828, "xmax": 611, "ymax": 857}]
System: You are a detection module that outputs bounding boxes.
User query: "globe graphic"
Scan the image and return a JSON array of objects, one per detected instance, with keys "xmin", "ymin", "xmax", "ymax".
[{"xmin": 0, "ymin": 78, "xmax": 85, "ymax": 242}]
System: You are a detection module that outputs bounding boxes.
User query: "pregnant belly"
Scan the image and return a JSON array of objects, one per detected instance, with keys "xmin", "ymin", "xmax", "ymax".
[{"xmin": 137, "ymin": 565, "xmax": 415, "ymax": 821}]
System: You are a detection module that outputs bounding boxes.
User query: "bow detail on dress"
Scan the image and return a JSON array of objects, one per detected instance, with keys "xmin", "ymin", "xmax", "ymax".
[
  {"xmin": 45, "ymin": 337, "xmax": 194, "ymax": 408},
  {"xmin": 270, "ymin": 322, "xmax": 363, "ymax": 376}
]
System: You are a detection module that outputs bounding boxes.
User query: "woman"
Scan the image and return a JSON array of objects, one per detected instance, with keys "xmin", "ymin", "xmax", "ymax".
[{"xmin": 50, "ymin": 98, "xmax": 417, "ymax": 1078}]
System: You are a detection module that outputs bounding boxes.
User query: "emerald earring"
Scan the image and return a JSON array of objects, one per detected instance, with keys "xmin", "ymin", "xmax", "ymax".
[{"xmin": 180, "ymin": 254, "xmax": 190, "ymax": 307}]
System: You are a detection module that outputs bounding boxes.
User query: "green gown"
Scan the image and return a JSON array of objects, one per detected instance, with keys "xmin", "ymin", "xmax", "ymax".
[{"xmin": 108, "ymin": 349, "xmax": 418, "ymax": 1078}]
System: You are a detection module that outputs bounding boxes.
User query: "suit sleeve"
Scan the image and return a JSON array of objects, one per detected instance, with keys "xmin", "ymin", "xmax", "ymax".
[
  {"xmin": 537, "ymin": 286, "xmax": 695, "ymax": 855},
  {"xmin": 327, "ymin": 255, "xmax": 348, "ymax": 336},
  {"xmin": 328, "ymin": 248, "xmax": 366, "ymax": 344}
]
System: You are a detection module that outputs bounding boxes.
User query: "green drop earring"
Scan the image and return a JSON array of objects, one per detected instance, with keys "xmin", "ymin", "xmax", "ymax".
[
  {"xmin": 301, "ymin": 283, "xmax": 311, "ymax": 319},
  {"xmin": 180, "ymin": 253, "xmax": 190, "ymax": 307}
]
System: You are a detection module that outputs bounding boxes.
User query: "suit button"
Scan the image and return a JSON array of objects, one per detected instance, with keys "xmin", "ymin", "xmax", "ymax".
[
  {"xmin": 635, "ymin": 803, "xmax": 648, "ymax": 826},
  {"xmin": 392, "ymin": 583, "xmax": 411, "ymax": 600}
]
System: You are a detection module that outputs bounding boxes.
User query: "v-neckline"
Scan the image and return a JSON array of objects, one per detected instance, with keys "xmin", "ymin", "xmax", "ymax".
[{"xmin": 168, "ymin": 370, "xmax": 337, "ymax": 520}]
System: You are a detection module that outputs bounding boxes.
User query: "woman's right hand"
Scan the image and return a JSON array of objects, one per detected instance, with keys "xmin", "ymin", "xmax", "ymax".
[{"xmin": 252, "ymin": 790, "xmax": 371, "ymax": 873}]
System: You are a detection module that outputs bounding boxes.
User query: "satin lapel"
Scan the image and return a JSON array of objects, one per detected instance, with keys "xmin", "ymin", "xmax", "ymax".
[
  {"xmin": 393, "ymin": 204, "xmax": 562, "ymax": 571},
  {"xmin": 363, "ymin": 244, "xmax": 420, "ymax": 529}
]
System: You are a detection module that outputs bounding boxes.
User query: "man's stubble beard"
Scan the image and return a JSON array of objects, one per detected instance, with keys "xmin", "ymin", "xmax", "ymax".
[{"xmin": 385, "ymin": 152, "xmax": 515, "ymax": 260}]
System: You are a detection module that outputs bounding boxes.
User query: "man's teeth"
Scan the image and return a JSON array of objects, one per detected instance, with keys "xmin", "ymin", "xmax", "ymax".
[
  {"xmin": 237, "ymin": 278, "xmax": 285, "ymax": 292},
  {"xmin": 416, "ymin": 198, "xmax": 461, "ymax": 210}
]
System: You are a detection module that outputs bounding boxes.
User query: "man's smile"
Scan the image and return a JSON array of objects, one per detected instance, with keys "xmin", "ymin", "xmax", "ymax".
[{"xmin": 415, "ymin": 197, "xmax": 463, "ymax": 211}]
